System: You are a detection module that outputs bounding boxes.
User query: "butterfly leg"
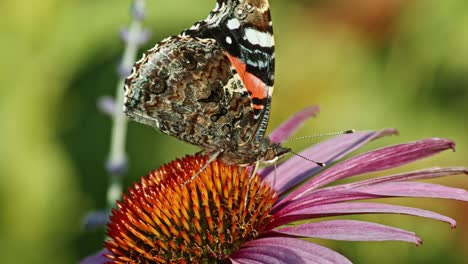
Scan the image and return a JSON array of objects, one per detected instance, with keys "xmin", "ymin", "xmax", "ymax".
[
  {"xmin": 183, "ymin": 149, "xmax": 222, "ymax": 186},
  {"xmin": 244, "ymin": 160, "xmax": 260, "ymax": 207}
]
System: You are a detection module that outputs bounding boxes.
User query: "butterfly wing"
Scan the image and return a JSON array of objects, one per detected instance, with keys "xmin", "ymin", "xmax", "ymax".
[{"xmin": 182, "ymin": 0, "xmax": 275, "ymax": 144}]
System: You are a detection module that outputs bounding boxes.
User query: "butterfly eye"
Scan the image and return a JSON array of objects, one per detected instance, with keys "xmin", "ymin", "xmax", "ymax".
[
  {"xmin": 182, "ymin": 52, "xmax": 197, "ymax": 70},
  {"xmin": 234, "ymin": 6, "xmax": 247, "ymax": 20}
]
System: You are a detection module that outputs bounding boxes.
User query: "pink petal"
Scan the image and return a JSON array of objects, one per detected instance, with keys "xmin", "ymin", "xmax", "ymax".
[
  {"xmin": 231, "ymin": 247, "xmax": 308, "ymax": 264},
  {"xmin": 353, "ymin": 182, "xmax": 468, "ymax": 201},
  {"xmin": 230, "ymin": 258, "xmax": 263, "ymax": 264},
  {"xmin": 276, "ymin": 190, "xmax": 380, "ymax": 214},
  {"xmin": 329, "ymin": 167, "xmax": 468, "ymax": 190},
  {"xmin": 234, "ymin": 247, "xmax": 305, "ymax": 263},
  {"xmin": 270, "ymin": 202, "xmax": 456, "ymax": 229},
  {"xmin": 232, "ymin": 237, "xmax": 351, "ymax": 264},
  {"xmin": 273, "ymin": 220, "xmax": 422, "ymax": 244},
  {"xmin": 281, "ymin": 138, "xmax": 455, "ymax": 205},
  {"xmin": 277, "ymin": 181, "xmax": 468, "ymax": 216},
  {"xmin": 263, "ymin": 129, "xmax": 397, "ymax": 195},
  {"xmin": 268, "ymin": 105, "xmax": 320, "ymax": 144}
]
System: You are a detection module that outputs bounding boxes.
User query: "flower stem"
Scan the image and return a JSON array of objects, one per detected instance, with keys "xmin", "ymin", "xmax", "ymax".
[{"xmin": 106, "ymin": 0, "xmax": 147, "ymax": 211}]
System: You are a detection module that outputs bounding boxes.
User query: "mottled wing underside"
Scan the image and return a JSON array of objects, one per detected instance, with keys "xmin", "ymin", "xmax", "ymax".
[
  {"xmin": 123, "ymin": 0, "xmax": 290, "ymax": 165},
  {"xmin": 124, "ymin": 36, "xmax": 264, "ymax": 164}
]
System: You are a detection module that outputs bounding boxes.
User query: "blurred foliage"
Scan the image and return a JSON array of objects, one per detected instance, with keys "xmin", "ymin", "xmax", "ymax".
[{"xmin": 0, "ymin": 0, "xmax": 467, "ymax": 263}]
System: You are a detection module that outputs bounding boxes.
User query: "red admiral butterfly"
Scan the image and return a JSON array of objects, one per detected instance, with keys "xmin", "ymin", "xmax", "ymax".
[{"xmin": 123, "ymin": 0, "xmax": 290, "ymax": 167}]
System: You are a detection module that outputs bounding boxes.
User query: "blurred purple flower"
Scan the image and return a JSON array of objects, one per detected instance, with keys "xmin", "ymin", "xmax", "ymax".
[
  {"xmin": 119, "ymin": 28, "xmax": 151, "ymax": 46},
  {"xmin": 81, "ymin": 249, "xmax": 111, "ymax": 264},
  {"xmin": 97, "ymin": 96, "xmax": 116, "ymax": 116},
  {"xmin": 82, "ymin": 106, "xmax": 468, "ymax": 263},
  {"xmin": 83, "ymin": 211, "xmax": 109, "ymax": 230}
]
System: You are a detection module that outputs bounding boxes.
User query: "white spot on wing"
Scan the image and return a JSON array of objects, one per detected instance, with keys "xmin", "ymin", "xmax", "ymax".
[
  {"xmin": 267, "ymin": 85, "xmax": 274, "ymax": 96},
  {"xmin": 244, "ymin": 28, "xmax": 273, "ymax": 48},
  {"xmin": 227, "ymin": 18, "xmax": 241, "ymax": 29},
  {"xmin": 226, "ymin": 36, "xmax": 232, "ymax": 44}
]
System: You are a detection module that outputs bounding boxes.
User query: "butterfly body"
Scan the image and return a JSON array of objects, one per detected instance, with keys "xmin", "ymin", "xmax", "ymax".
[{"xmin": 124, "ymin": 0, "xmax": 289, "ymax": 165}]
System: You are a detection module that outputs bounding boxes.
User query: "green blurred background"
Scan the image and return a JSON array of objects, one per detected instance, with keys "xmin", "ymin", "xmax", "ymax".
[{"xmin": 0, "ymin": 0, "xmax": 467, "ymax": 263}]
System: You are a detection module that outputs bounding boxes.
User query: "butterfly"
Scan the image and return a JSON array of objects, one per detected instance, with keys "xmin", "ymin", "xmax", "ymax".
[{"xmin": 123, "ymin": 0, "xmax": 290, "ymax": 168}]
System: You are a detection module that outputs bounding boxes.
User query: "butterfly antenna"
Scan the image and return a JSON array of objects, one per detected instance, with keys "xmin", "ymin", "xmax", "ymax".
[
  {"xmin": 284, "ymin": 130, "xmax": 356, "ymax": 166},
  {"xmin": 290, "ymin": 150, "xmax": 326, "ymax": 167},
  {"xmin": 285, "ymin": 129, "xmax": 355, "ymax": 142}
]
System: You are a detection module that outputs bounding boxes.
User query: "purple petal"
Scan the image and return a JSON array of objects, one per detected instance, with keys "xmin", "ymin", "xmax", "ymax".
[
  {"xmin": 230, "ymin": 259, "xmax": 259, "ymax": 264},
  {"xmin": 330, "ymin": 167, "xmax": 468, "ymax": 190},
  {"xmin": 268, "ymin": 105, "xmax": 320, "ymax": 144},
  {"xmin": 231, "ymin": 247, "xmax": 306, "ymax": 264},
  {"xmin": 280, "ymin": 138, "xmax": 455, "ymax": 205},
  {"xmin": 230, "ymin": 258, "xmax": 263, "ymax": 264},
  {"xmin": 353, "ymin": 182, "xmax": 468, "ymax": 202},
  {"xmin": 272, "ymin": 220, "xmax": 422, "ymax": 244},
  {"xmin": 274, "ymin": 190, "xmax": 385, "ymax": 215},
  {"xmin": 232, "ymin": 237, "xmax": 351, "ymax": 264},
  {"xmin": 80, "ymin": 249, "xmax": 110, "ymax": 264},
  {"xmin": 230, "ymin": 258, "xmax": 265, "ymax": 264},
  {"xmin": 278, "ymin": 181, "xmax": 468, "ymax": 216},
  {"xmin": 270, "ymin": 202, "xmax": 456, "ymax": 229},
  {"xmin": 265, "ymin": 129, "xmax": 397, "ymax": 198},
  {"xmin": 275, "ymin": 167, "xmax": 467, "ymax": 214}
]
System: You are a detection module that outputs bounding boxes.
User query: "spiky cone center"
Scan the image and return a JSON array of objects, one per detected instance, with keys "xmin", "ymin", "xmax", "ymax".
[{"xmin": 105, "ymin": 154, "xmax": 277, "ymax": 263}]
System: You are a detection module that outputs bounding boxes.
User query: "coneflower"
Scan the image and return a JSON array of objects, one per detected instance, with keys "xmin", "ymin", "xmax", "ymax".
[{"xmin": 82, "ymin": 107, "xmax": 468, "ymax": 263}]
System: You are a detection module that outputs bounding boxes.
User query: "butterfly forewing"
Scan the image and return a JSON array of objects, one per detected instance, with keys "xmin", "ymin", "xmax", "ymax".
[
  {"xmin": 182, "ymin": 0, "xmax": 276, "ymax": 141},
  {"xmin": 124, "ymin": 0, "xmax": 290, "ymax": 165}
]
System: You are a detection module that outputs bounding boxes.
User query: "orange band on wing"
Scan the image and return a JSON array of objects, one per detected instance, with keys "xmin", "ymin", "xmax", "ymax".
[
  {"xmin": 253, "ymin": 104, "xmax": 263, "ymax": 110},
  {"xmin": 225, "ymin": 53, "xmax": 267, "ymax": 104}
]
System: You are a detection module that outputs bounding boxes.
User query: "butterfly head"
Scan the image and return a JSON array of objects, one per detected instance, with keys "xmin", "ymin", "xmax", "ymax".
[{"xmin": 261, "ymin": 140, "xmax": 291, "ymax": 164}]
